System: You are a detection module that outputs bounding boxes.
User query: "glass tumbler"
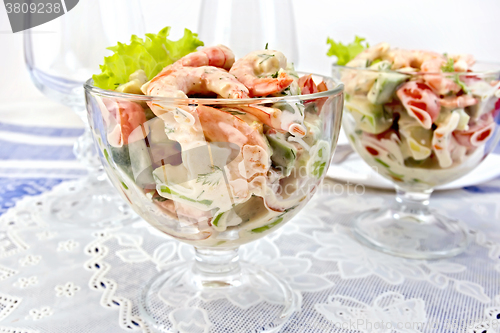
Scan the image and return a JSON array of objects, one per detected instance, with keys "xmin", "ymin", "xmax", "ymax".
[
  {"xmin": 198, "ymin": 0, "xmax": 299, "ymax": 65},
  {"xmin": 24, "ymin": 0, "xmax": 144, "ymax": 225}
]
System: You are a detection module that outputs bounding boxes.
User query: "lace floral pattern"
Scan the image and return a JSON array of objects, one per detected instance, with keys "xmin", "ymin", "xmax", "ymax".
[
  {"xmin": 0, "ymin": 177, "xmax": 499, "ymax": 332},
  {"xmin": 27, "ymin": 307, "xmax": 53, "ymax": 321},
  {"xmin": 315, "ymin": 292, "xmax": 427, "ymax": 332},
  {"xmin": 13, "ymin": 276, "xmax": 37, "ymax": 289},
  {"xmin": 56, "ymin": 240, "xmax": 79, "ymax": 252},
  {"xmin": 18, "ymin": 255, "xmax": 41, "ymax": 267},
  {"xmin": 0, "ymin": 265, "xmax": 17, "ymax": 281},
  {"xmin": 55, "ymin": 282, "xmax": 80, "ymax": 297}
]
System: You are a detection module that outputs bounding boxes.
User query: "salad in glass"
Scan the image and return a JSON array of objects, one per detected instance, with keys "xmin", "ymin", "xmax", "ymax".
[
  {"xmin": 333, "ymin": 41, "xmax": 500, "ymax": 190},
  {"xmin": 85, "ymin": 27, "xmax": 343, "ymax": 332},
  {"xmin": 330, "ymin": 38, "xmax": 500, "ymax": 259}
]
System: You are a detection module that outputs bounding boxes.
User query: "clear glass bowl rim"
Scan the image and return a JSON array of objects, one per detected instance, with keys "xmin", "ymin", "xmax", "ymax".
[
  {"xmin": 84, "ymin": 72, "xmax": 344, "ymax": 105},
  {"xmin": 332, "ymin": 61, "xmax": 500, "ymax": 77}
]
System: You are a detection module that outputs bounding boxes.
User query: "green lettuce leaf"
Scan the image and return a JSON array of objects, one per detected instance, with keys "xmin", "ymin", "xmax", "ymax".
[
  {"xmin": 93, "ymin": 27, "xmax": 204, "ymax": 90},
  {"xmin": 326, "ymin": 36, "xmax": 369, "ymax": 66}
]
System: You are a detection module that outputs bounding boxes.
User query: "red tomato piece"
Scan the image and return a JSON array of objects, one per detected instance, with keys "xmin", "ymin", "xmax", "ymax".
[{"xmin": 298, "ymin": 74, "xmax": 319, "ymax": 95}]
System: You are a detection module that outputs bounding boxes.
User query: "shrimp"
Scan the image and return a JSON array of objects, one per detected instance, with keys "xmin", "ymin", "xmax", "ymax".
[
  {"xmin": 229, "ymin": 49, "xmax": 294, "ymax": 97},
  {"xmin": 227, "ymin": 105, "xmax": 307, "ymax": 137},
  {"xmin": 196, "ymin": 105, "xmax": 268, "ymax": 150},
  {"xmin": 179, "ymin": 44, "xmax": 235, "ymax": 70},
  {"xmin": 196, "ymin": 105, "xmax": 271, "ymax": 200},
  {"xmin": 142, "ymin": 66, "xmax": 249, "ymax": 117},
  {"xmin": 143, "ymin": 45, "xmax": 236, "ymax": 88},
  {"xmin": 449, "ymin": 54, "xmax": 475, "ymax": 72},
  {"xmin": 386, "ymin": 49, "xmax": 414, "ymax": 69},
  {"xmin": 421, "ymin": 57, "xmax": 461, "ymax": 95},
  {"xmin": 385, "ymin": 49, "xmax": 443, "ymax": 70},
  {"xmin": 225, "ymin": 105, "xmax": 282, "ymax": 130},
  {"xmin": 144, "ymin": 66, "xmax": 248, "ymax": 99},
  {"xmin": 411, "ymin": 50, "xmax": 443, "ymax": 68},
  {"xmin": 440, "ymin": 95, "xmax": 478, "ymax": 109}
]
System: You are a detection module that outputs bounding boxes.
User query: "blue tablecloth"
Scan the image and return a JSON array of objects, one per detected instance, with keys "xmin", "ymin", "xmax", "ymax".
[{"xmin": 0, "ymin": 122, "xmax": 84, "ymax": 214}]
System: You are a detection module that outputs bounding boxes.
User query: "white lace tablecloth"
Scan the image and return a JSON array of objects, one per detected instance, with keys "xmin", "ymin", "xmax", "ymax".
[{"xmin": 1, "ymin": 119, "xmax": 500, "ymax": 333}]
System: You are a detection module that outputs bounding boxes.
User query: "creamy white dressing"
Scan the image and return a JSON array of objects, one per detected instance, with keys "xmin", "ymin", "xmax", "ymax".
[
  {"xmin": 279, "ymin": 105, "xmax": 304, "ymax": 131},
  {"xmin": 288, "ymin": 135, "xmax": 311, "ymax": 151},
  {"xmin": 252, "ymin": 50, "xmax": 288, "ymax": 76},
  {"xmin": 173, "ymin": 107, "xmax": 196, "ymax": 126}
]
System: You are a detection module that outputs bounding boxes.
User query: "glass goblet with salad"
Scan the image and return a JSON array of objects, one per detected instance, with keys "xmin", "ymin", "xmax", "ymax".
[
  {"xmin": 329, "ymin": 37, "xmax": 500, "ymax": 259},
  {"xmin": 84, "ymin": 27, "xmax": 344, "ymax": 331}
]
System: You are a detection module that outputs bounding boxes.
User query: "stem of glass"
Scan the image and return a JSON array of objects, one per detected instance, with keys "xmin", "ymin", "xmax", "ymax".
[
  {"xmin": 193, "ymin": 247, "xmax": 242, "ymax": 288},
  {"xmin": 393, "ymin": 186, "xmax": 433, "ymax": 223}
]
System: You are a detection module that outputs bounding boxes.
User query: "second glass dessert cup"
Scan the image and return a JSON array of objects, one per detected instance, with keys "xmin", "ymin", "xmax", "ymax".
[
  {"xmin": 334, "ymin": 63, "xmax": 500, "ymax": 259},
  {"xmin": 85, "ymin": 74, "xmax": 344, "ymax": 332}
]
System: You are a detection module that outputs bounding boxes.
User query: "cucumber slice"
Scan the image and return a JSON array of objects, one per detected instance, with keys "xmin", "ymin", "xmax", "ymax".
[
  {"xmin": 367, "ymin": 72, "xmax": 407, "ymax": 105},
  {"xmin": 345, "ymin": 97, "xmax": 393, "ymax": 134},
  {"xmin": 401, "ymin": 136, "xmax": 432, "ymax": 161},
  {"xmin": 157, "ymin": 184, "xmax": 213, "ymax": 207},
  {"xmin": 266, "ymin": 132, "xmax": 297, "ymax": 175},
  {"xmin": 109, "ymin": 146, "xmax": 133, "ymax": 179},
  {"xmin": 251, "ymin": 216, "xmax": 284, "ymax": 233},
  {"xmin": 399, "ymin": 114, "xmax": 433, "ymax": 161}
]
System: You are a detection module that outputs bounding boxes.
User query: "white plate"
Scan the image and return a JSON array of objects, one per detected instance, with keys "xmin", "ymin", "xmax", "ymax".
[{"xmin": 327, "ymin": 151, "xmax": 500, "ymax": 190}]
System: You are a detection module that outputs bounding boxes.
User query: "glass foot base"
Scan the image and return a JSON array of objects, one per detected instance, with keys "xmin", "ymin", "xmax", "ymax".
[
  {"xmin": 139, "ymin": 261, "xmax": 299, "ymax": 333},
  {"xmin": 352, "ymin": 207, "xmax": 470, "ymax": 259},
  {"xmin": 39, "ymin": 175, "xmax": 137, "ymax": 227}
]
